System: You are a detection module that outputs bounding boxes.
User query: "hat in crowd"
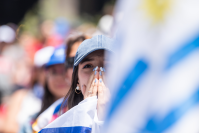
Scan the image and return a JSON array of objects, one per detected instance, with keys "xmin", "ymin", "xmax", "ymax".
[
  {"xmin": 34, "ymin": 46, "xmax": 55, "ymax": 67},
  {"xmin": 46, "ymin": 45, "xmax": 66, "ymax": 68},
  {"xmin": 0, "ymin": 25, "xmax": 15, "ymax": 43},
  {"xmin": 74, "ymin": 35, "xmax": 114, "ymax": 69}
]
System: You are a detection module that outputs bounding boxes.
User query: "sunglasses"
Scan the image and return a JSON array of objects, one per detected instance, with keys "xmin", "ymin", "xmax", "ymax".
[{"xmin": 65, "ymin": 57, "xmax": 74, "ymax": 69}]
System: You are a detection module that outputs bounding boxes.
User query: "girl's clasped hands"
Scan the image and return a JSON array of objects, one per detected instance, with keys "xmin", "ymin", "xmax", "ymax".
[{"xmin": 80, "ymin": 66, "xmax": 110, "ymax": 121}]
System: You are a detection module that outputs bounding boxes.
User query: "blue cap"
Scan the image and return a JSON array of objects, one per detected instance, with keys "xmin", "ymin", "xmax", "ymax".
[
  {"xmin": 46, "ymin": 45, "xmax": 66, "ymax": 67},
  {"xmin": 74, "ymin": 35, "xmax": 114, "ymax": 69}
]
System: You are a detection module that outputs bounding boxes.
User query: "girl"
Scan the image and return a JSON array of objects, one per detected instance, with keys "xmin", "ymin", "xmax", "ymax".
[{"xmin": 40, "ymin": 35, "xmax": 113, "ymax": 133}]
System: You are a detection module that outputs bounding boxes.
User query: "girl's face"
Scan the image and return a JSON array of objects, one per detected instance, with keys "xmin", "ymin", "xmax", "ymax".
[
  {"xmin": 78, "ymin": 50, "xmax": 109, "ymax": 93},
  {"xmin": 47, "ymin": 64, "xmax": 70, "ymax": 99}
]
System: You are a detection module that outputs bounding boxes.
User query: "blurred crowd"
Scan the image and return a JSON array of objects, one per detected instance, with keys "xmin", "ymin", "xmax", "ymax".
[{"xmin": 0, "ymin": 14, "xmax": 113, "ymax": 133}]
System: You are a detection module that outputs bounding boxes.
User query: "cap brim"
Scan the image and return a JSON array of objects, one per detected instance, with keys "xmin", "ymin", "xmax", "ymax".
[
  {"xmin": 45, "ymin": 60, "xmax": 65, "ymax": 68},
  {"xmin": 73, "ymin": 48, "xmax": 113, "ymax": 70}
]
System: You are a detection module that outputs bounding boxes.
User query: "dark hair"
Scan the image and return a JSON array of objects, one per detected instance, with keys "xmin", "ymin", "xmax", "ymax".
[
  {"xmin": 65, "ymin": 34, "xmax": 86, "ymax": 58},
  {"xmin": 60, "ymin": 33, "xmax": 87, "ymax": 112},
  {"xmin": 36, "ymin": 78, "xmax": 56, "ymax": 117},
  {"xmin": 61, "ymin": 65, "xmax": 83, "ymax": 110}
]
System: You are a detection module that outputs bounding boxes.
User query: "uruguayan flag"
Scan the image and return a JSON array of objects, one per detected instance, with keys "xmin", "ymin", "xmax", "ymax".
[
  {"xmin": 104, "ymin": 0, "xmax": 199, "ymax": 133},
  {"xmin": 39, "ymin": 96, "xmax": 102, "ymax": 133}
]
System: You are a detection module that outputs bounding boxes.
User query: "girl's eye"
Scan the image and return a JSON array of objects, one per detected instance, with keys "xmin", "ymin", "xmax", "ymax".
[{"xmin": 83, "ymin": 64, "xmax": 92, "ymax": 69}]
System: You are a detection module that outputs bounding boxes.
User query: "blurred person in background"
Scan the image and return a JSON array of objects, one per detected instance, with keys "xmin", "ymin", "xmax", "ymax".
[
  {"xmin": 2, "ymin": 46, "xmax": 54, "ymax": 133},
  {"xmin": 95, "ymin": 15, "xmax": 113, "ymax": 36},
  {"xmin": 11, "ymin": 57, "xmax": 32, "ymax": 92},
  {"xmin": 32, "ymin": 33, "xmax": 88, "ymax": 133},
  {"xmin": 0, "ymin": 24, "xmax": 29, "ymax": 132},
  {"xmin": 40, "ymin": 20, "xmax": 68, "ymax": 48},
  {"xmin": 0, "ymin": 24, "xmax": 18, "ymax": 99},
  {"xmin": 18, "ymin": 18, "xmax": 70, "ymax": 65},
  {"xmin": 18, "ymin": 32, "xmax": 43, "ymax": 64},
  {"xmin": 54, "ymin": 18, "xmax": 71, "ymax": 41},
  {"xmin": 0, "ymin": 24, "xmax": 17, "ymax": 132},
  {"xmin": 30, "ymin": 45, "xmax": 68, "ymax": 133},
  {"xmin": 32, "ymin": 46, "xmax": 55, "ymax": 100},
  {"xmin": 38, "ymin": 45, "xmax": 69, "ymax": 115},
  {"xmin": 0, "ymin": 25, "xmax": 16, "ymax": 54},
  {"xmin": 76, "ymin": 24, "xmax": 97, "ymax": 37}
]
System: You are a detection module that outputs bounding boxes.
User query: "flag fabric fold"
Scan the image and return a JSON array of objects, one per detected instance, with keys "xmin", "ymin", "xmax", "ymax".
[{"xmin": 39, "ymin": 96, "xmax": 103, "ymax": 133}]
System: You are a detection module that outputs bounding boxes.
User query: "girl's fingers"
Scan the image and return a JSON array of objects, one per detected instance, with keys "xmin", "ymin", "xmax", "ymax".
[
  {"xmin": 87, "ymin": 71, "xmax": 99, "ymax": 96},
  {"xmin": 98, "ymin": 78, "xmax": 104, "ymax": 100},
  {"xmin": 98, "ymin": 77, "xmax": 110, "ymax": 101},
  {"xmin": 84, "ymin": 66, "xmax": 99, "ymax": 98},
  {"xmin": 85, "ymin": 71, "xmax": 95, "ymax": 93},
  {"xmin": 87, "ymin": 78, "xmax": 95, "ymax": 97},
  {"xmin": 105, "ymin": 87, "xmax": 110, "ymax": 100},
  {"xmin": 91, "ymin": 78, "xmax": 98, "ymax": 97},
  {"xmin": 98, "ymin": 67, "xmax": 108, "ymax": 98},
  {"xmin": 99, "ymin": 67, "xmax": 106, "ymax": 83},
  {"xmin": 94, "ymin": 67, "xmax": 99, "ymax": 79},
  {"xmin": 88, "ymin": 78, "xmax": 98, "ymax": 97}
]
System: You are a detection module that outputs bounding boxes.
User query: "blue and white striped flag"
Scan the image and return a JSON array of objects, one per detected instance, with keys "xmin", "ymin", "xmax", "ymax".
[
  {"xmin": 39, "ymin": 96, "xmax": 99, "ymax": 133},
  {"xmin": 104, "ymin": 0, "xmax": 199, "ymax": 133}
]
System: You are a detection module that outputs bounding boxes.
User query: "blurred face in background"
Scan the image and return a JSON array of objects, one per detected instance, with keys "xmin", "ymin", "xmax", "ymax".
[
  {"xmin": 46, "ymin": 64, "xmax": 69, "ymax": 99},
  {"xmin": 13, "ymin": 57, "xmax": 32, "ymax": 87},
  {"xmin": 40, "ymin": 20, "xmax": 55, "ymax": 39}
]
